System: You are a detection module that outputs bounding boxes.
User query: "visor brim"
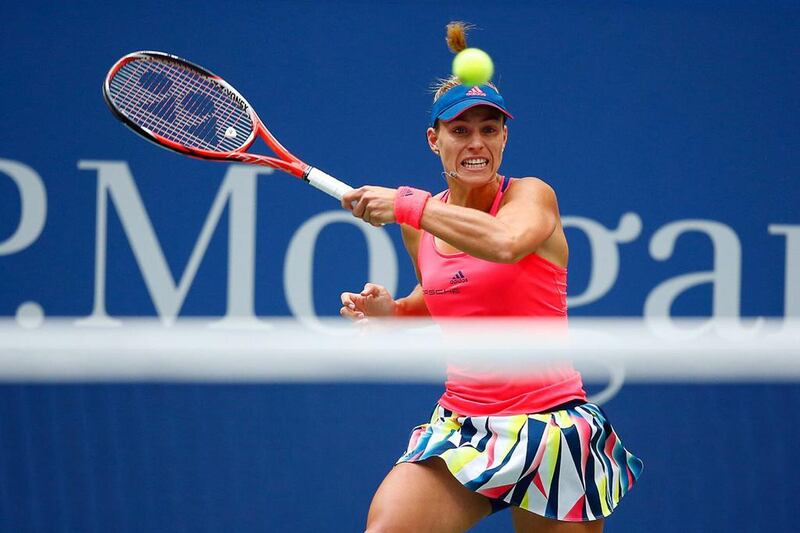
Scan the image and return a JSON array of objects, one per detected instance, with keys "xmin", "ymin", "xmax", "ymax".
[{"xmin": 436, "ymin": 101, "xmax": 514, "ymax": 124}]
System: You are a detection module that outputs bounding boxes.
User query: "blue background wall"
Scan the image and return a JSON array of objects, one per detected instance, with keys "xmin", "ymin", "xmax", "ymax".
[{"xmin": 1, "ymin": 1, "xmax": 798, "ymax": 531}]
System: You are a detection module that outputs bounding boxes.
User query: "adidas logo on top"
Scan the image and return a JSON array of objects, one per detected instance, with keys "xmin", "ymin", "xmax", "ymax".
[
  {"xmin": 465, "ymin": 86, "xmax": 486, "ymax": 97},
  {"xmin": 449, "ymin": 270, "xmax": 468, "ymax": 285}
]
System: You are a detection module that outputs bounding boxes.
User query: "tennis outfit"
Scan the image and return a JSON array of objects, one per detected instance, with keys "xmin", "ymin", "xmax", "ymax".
[{"xmin": 396, "ymin": 176, "xmax": 642, "ymax": 521}]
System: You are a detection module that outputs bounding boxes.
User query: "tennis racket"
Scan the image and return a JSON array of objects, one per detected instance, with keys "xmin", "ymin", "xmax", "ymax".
[{"xmin": 103, "ymin": 50, "xmax": 353, "ymax": 200}]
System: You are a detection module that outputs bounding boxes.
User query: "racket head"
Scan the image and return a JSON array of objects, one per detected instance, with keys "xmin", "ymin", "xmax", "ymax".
[{"xmin": 103, "ymin": 51, "xmax": 261, "ymax": 161}]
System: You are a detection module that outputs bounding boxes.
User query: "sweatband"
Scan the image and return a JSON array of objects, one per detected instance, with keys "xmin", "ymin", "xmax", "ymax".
[{"xmin": 394, "ymin": 186, "xmax": 431, "ymax": 229}]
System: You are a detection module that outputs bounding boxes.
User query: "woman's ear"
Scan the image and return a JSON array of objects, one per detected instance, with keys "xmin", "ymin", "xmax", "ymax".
[{"xmin": 426, "ymin": 127, "xmax": 439, "ymax": 154}]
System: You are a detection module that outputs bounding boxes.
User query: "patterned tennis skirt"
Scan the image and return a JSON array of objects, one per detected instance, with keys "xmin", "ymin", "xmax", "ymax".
[{"xmin": 396, "ymin": 402, "xmax": 642, "ymax": 521}]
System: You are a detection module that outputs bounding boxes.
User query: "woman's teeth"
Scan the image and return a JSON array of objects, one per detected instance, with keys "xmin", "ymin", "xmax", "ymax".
[{"xmin": 461, "ymin": 158, "xmax": 488, "ymax": 169}]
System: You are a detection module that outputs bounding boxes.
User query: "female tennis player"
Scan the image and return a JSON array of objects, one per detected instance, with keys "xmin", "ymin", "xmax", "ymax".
[{"xmin": 339, "ymin": 23, "xmax": 641, "ymax": 533}]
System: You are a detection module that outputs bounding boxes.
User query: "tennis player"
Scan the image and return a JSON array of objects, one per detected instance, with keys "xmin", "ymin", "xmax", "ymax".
[{"xmin": 340, "ymin": 29, "xmax": 641, "ymax": 533}]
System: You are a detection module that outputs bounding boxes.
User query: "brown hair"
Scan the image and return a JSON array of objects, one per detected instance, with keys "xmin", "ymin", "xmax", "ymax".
[{"xmin": 446, "ymin": 21, "xmax": 471, "ymax": 54}]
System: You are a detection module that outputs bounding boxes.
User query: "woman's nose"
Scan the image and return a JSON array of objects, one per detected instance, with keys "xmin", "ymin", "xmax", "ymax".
[{"xmin": 467, "ymin": 132, "xmax": 483, "ymax": 150}]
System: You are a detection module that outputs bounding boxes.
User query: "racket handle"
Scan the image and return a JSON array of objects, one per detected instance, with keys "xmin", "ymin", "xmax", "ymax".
[{"xmin": 304, "ymin": 167, "xmax": 354, "ymax": 201}]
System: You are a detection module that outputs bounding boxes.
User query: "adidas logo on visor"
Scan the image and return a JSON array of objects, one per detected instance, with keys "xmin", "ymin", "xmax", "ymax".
[{"xmin": 465, "ymin": 86, "xmax": 487, "ymax": 97}]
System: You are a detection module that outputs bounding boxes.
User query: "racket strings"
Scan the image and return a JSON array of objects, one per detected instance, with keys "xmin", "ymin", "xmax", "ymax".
[
  {"xmin": 125, "ymin": 61, "xmax": 234, "ymax": 148},
  {"xmin": 108, "ymin": 58, "xmax": 253, "ymax": 153},
  {"xmin": 114, "ymin": 62, "xmax": 190, "ymax": 135},
  {"xmin": 111, "ymin": 62, "xmax": 211, "ymax": 147},
  {"xmin": 136, "ymin": 61, "xmax": 238, "ymax": 150}
]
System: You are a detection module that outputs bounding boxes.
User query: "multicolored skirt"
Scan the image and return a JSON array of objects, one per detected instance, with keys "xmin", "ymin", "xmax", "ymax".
[{"xmin": 396, "ymin": 402, "xmax": 642, "ymax": 521}]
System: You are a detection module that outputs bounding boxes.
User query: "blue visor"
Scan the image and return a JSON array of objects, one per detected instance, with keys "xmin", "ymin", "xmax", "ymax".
[{"xmin": 430, "ymin": 84, "xmax": 513, "ymax": 127}]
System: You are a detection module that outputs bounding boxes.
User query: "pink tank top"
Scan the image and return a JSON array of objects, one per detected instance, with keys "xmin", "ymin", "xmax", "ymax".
[{"xmin": 418, "ymin": 177, "xmax": 586, "ymax": 416}]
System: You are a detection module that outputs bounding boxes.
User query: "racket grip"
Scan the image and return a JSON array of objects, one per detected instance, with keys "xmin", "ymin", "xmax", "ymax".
[{"xmin": 304, "ymin": 167, "xmax": 354, "ymax": 201}]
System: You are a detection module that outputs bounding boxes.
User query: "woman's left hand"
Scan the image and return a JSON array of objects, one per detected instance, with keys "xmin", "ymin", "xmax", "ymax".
[{"xmin": 342, "ymin": 186, "xmax": 397, "ymax": 226}]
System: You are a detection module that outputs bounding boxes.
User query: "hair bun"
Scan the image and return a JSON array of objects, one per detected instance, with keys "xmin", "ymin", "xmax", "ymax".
[{"xmin": 446, "ymin": 21, "xmax": 471, "ymax": 53}]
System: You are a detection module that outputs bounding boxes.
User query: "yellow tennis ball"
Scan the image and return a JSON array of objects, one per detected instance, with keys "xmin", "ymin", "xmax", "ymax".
[{"xmin": 452, "ymin": 48, "xmax": 494, "ymax": 86}]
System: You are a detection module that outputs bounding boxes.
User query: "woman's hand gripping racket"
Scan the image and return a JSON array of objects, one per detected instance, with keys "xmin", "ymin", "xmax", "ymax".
[{"xmin": 103, "ymin": 50, "xmax": 353, "ymax": 200}]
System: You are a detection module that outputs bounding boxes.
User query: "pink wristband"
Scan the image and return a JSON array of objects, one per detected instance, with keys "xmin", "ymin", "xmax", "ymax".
[{"xmin": 394, "ymin": 186, "xmax": 431, "ymax": 229}]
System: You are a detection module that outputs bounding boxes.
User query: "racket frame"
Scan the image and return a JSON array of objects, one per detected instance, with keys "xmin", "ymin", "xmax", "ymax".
[{"xmin": 103, "ymin": 51, "xmax": 309, "ymax": 178}]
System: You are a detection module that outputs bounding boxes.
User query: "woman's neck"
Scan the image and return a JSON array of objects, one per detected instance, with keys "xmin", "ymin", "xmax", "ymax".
[{"xmin": 445, "ymin": 174, "xmax": 501, "ymax": 212}]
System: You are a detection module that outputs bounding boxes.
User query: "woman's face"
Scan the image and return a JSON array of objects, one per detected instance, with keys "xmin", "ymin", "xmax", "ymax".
[{"xmin": 428, "ymin": 106, "xmax": 508, "ymax": 186}]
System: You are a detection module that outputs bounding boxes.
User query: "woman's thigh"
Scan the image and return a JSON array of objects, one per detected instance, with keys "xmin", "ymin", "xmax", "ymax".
[
  {"xmin": 511, "ymin": 508, "xmax": 604, "ymax": 533},
  {"xmin": 365, "ymin": 458, "xmax": 492, "ymax": 533}
]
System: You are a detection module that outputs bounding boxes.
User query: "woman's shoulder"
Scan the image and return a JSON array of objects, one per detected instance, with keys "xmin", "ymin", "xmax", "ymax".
[
  {"xmin": 509, "ymin": 176, "xmax": 554, "ymax": 188},
  {"xmin": 506, "ymin": 176, "xmax": 558, "ymax": 200}
]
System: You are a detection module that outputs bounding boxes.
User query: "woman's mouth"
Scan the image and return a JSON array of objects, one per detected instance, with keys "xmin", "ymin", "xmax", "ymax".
[{"xmin": 460, "ymin": 157, "xmax": 489, "ymax": 170}]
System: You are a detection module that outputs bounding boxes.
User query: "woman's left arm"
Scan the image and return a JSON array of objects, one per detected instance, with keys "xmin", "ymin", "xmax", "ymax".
[
  {"xmin": 420, "ymin": 178, "xmax": 558, "ymax": 263},
  {"xmin": 342, "ymin": 178, "xmax": 559, "ymax": 263}
]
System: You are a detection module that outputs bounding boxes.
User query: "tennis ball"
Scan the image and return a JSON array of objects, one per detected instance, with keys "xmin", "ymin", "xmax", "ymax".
[{"xmin": 452, "ymin": 48, "xmax": 494, "ymax": 86}]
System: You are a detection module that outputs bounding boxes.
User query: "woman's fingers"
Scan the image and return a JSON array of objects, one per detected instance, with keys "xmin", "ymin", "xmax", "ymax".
[{"xmin": 361, "ymin": 283, "xmax": 384, "ymax": 297}]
